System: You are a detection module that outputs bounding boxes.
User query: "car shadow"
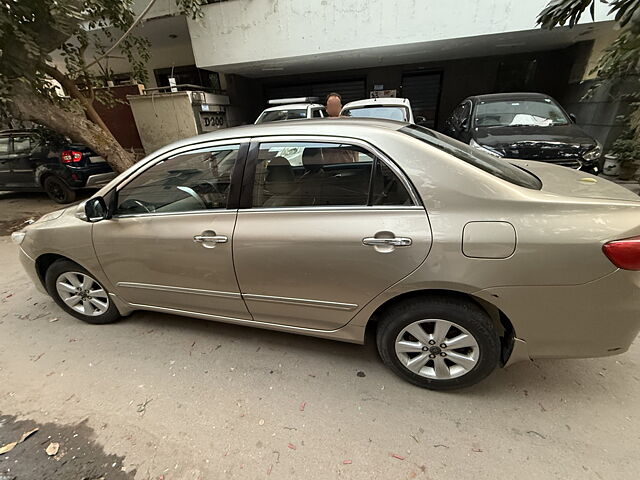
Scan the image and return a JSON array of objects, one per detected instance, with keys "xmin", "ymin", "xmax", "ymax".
[{"xmin": 117, "ymin": 308, "xmax": 623, "ymax": 398}]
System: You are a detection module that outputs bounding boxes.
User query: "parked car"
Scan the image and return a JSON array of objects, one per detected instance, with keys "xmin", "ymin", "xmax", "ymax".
[
  {"xmin": 443, "ymin": 93, "xmax": 602, "ymax": 174},
  {"xmin": 255, "ymin": 97, "xmax": 327, "ymax": 124},
  {"xmin": 341, "ymin": 97, "xmax": 415, "ymax": 123},
  {"xmin": 12, "ymin": 119, "xmax": 640, "ymax": 390},
  {"xmin": 0, "ymin": 129, "xmax": 116, "ymax": 203}
]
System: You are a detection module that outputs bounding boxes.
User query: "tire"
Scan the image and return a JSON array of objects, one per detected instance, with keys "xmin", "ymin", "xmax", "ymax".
[
  {"xmin": 43, "ymin": 176, "xmax": 76, "ymax": 204},
  {"xmin": 45, "ymin": 259, "xmax": 121, "ymax": 325},
  {"xmin": 376, "ymin": 295, "xmax": 500, "ymax": 391}
]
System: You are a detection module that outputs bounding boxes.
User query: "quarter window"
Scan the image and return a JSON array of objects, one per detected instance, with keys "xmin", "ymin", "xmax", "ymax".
[
  {"xmin": 115, "ymin": 145, "xmax": 239, "ymax": 216},
  {"xmin": 251, "ymin": 141, "xmax": 414, "ymax": 208}
]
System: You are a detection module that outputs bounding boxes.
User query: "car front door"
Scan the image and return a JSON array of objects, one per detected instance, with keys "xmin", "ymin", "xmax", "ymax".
[
  {"xmin": 92, "ymin": 141, "xmax": 252, "ymax": 320},
  {"xmin": 9, "ymin": 135, "xmax": 38, "ymax": 188},
  {"xmin": 232, "ymin": 137, "xmax": 432, "ymax": 330},
  {"xmin": 0, "ymin": 136, "xmax": 11, "ymax": 187}
]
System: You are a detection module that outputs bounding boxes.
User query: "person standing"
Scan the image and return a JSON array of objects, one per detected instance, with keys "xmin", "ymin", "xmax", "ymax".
[{"xmin": 325, "ymin": 92, "xmax": 343, "ymax": 118}]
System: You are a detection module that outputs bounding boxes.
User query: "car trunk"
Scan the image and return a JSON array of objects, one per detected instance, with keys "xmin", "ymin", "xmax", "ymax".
[{"xmin": 510, "ymin": 159, "xmax": 640, "ymax": 202}]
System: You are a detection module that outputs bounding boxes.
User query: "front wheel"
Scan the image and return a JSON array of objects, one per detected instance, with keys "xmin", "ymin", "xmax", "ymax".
[
  {"xmin": 45, "ymin": 259, "xmax": 121, "ymax": 325},
  {"xmin": 376, "ymin": 296, "xmax": 500, "ymax": 390}
]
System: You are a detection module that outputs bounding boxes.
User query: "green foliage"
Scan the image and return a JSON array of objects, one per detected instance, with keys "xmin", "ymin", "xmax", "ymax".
[
  {"xmin": 610, "ymin": 105, "xmax": 640, "ymax": 164},
  {"xmin": 538, "ymin": 0, "xmax": 640, "ymax": 81},
  {"xmin": 0, "ymin": 0, "xmax": 201, "ymax": 115}
]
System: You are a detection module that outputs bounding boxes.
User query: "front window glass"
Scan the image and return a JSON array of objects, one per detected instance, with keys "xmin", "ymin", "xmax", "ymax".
[
  {"xmin": 258, "ymin": 109, "xmax": 307, "ymax": 123},
  {"xmin": 343, "ymin": 106, "xmax": 409, "ymax": 122},
  {"xmin": 400, "ymin": 125, "xmax": 542, "ymax": 190},
  {"xmin": 115, "ymin": 145, "xmax": 239, "ymax": 215},
  {"xmin": 475, "ymin": 99, "xmax": 569, "ymax": 127},
  {"xmin": 0, "ymin": 137, "xmax": 9, "ymax": 155}
]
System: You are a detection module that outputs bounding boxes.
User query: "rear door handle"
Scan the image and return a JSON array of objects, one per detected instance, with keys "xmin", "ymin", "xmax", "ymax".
[
  {"xmin": 194, "ymin": 230, "xmax": 228, "ymax": 248},
  {"xmin": 194, "ymin": 235, "xmax": 228, "ymax": 243},
  {"xmin": 362, "ymin": 237, "xmax": 412, "ymax": 247}
]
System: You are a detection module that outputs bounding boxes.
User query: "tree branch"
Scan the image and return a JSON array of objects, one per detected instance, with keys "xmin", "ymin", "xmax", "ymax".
[{"xmin": 81, "ymin": 0, "xmax": 158, "ymax": 73}]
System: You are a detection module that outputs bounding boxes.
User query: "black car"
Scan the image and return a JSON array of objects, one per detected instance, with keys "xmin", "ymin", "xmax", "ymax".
[
  {"xmin": 0, "ymin": 129, "xmax": 115, "ymax": 203},
  {"xmin": 443, "ymin": 93, "xmax": 602, "ymax": 174}
]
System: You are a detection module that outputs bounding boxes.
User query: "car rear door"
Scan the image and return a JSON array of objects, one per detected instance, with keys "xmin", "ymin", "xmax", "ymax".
[
  {"xmin": 92, "ymin": 140, "xmax": 252, "ymax": 320},
  {"xmin": 232, "ymin": 136, "xmax": 432, "ymax": 330}
]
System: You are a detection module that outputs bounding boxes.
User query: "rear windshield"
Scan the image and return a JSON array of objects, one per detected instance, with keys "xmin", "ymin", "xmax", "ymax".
[
  {"xmin": 400, "ymin": 125, "xmax": 542, "ymax": 190},
  {"xmin": 257, "ymin": 109, "xmax": 307, "ymax": 123},
  {"xmin": 343, "ymin": 106, "xmax": 409, "ymax": 122}
]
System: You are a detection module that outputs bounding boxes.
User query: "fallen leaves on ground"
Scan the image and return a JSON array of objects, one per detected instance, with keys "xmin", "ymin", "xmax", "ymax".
[
  {"xmin": 45, "ymin": 442, "xmax": 60, "ymax": 456},
  {"xmin": 0, "ymin": 428, "xmax": 39, "ymax": 454}
]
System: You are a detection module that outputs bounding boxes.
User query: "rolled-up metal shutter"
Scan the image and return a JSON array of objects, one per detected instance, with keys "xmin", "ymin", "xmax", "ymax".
[
  {"xmin": 401, "ymin": 73, "xmax": 442, "ymax": 129},
  {"xmin": 265, "ymin": 79, "xmax": 365, "ymax": 106}
]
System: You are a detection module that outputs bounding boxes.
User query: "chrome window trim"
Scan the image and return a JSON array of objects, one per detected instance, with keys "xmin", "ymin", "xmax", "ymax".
[
  {"xmin": 117, "ymin": 282, "xmax": 241, "ymax": 299},
  {"xmin": 242, "ymin": 293, "xmax": 358, "ymax": 311},
  {"xmin": 112, "ymin": 209, "xmax": 238, "ymax": 220},
  {"xmin": 250, "ymin": 134, "xmax": 422, "ymax": 207},
  {"xmin": 239, "ymin": 205, "xmax": 424, "ymax": 214}
]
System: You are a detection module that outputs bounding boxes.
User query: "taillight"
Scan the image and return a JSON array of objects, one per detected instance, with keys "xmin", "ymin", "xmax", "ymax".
[
  {"xmin": 61, "ymin": 150, "xmax": 83, "ymax": 163},
  {"xmin": 603, "ymin": 236, "xmax": 640, "ymax": 270}
]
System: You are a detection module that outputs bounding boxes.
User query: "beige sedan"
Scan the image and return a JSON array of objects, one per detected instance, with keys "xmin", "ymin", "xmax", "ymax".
[{"xmin": 12, "ymin": 119, "xmax": 640, "ymax": 390}]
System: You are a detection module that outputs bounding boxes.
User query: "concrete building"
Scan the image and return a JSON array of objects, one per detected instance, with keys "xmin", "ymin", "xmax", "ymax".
[{"xmin": 108, "ymin": 0, "xmax": 624, "ymax": 148}]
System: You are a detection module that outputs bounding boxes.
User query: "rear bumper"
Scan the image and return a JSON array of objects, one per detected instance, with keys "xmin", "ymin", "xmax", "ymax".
[
  {"xmin": 85, "ymin": 172, "xmax": 117, "ymax": 188},
  {"xmin": 475, "ymin": 270, "xmax": 640, "ymax": 359},
  {"xmin": 18, "ymin": 247, "xmax": 47, "ymax": 295}
]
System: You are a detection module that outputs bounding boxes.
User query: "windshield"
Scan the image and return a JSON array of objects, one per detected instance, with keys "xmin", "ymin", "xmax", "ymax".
[
  {"xmin": 475, "ymin": 99, "xmax": 569, "ymax": 127},
  {"xmin": 400, "ymin": 125, "xmax": 542, "ymax": 190},
  {"xmin": 343, "ymin": 106, "xmax": 409, "ymax": 122},
  {"xmin": 257, "ymin": 109, "xmax": 307, "ymax": 123}
]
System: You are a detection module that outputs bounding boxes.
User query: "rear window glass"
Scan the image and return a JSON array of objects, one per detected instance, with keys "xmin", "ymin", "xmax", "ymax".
[
  {"xmin": 258, "ymin": 109, "xmax": 307, "ymax": 123},
  {"xmin": 400, "ymin": 125, "xmax": 542, "ymax": 190}
]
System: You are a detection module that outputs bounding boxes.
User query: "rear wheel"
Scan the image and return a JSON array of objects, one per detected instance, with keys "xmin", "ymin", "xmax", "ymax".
[
  {"xmin": 376, "ymin": 296, "xmax": 500, "ymax": 390},
  {"xmin": 45, "ymin": 259, "xmax": 121, "ymax": 325},
  {"xmin": 43, "ymin": 176, "xmax": 76, "ymax": 204}
]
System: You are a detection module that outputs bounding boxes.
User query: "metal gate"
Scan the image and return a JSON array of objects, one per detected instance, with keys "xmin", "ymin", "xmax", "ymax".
[{"xmin": 401, "ymin": 73, "xmax": 442, "ymax": 129}]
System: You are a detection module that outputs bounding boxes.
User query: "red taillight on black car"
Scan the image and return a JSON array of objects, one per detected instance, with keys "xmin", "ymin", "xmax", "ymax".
[
  {"xmin": 61, "ymin": 150, "xmax": 83, "ymax": 163},
  {"xmin": 603, "ymin": 236, "xmax": 640, "ymax": 270}
]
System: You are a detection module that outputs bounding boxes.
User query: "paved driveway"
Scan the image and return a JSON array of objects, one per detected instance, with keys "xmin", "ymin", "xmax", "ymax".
[{"xmin": 0, "ymin": 236, "xmax": 638, "ymax": 480}]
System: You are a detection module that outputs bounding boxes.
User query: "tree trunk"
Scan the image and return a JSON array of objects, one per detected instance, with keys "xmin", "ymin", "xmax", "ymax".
[{"xmin": 8, "ymin": 83, "xmax": 135, "ymax": 174}]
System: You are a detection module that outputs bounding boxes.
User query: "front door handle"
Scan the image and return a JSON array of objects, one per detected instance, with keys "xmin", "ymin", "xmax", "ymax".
[
  {"xmin": 194, "ymin": 230, "xmax": 228, "ymax": 248},
  {"xmin": 362, "ymin": 237, "xmax": 412, "ymax": 247}
]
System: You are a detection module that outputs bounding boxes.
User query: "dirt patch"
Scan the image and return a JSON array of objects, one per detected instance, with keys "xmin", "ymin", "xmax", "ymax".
[
  {"xmin": 0, "ymin": 218, "xmax": 36, "ymax": 237},
  {"xmin": 0, "ymin": 414, "xmax": 134, "ymax": 480}
]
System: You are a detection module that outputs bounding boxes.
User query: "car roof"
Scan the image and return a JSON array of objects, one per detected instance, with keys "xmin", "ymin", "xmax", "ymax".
[
  {"xmin": 261, "ymin": 103, "xmax": 324, "ymax": 112},
  {"xmin": 0, "ymin": 129, "xmax": 39, "ymax": 136},
  {"xmin": 471, "ymin": 92, "xmax": 555, "ymax": 102},
  {"xmin": 150, "ymin": 118, "xmax": 409, "ymax": 158},
  {"xmin": 343, "ymin": 98, "xmax": 411, "ymax": 109}
]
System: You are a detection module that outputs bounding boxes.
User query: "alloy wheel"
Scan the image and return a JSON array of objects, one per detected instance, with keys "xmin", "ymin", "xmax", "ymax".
[
  {"xmin": 394, "ymin": 319, "xmax": 480, "ymax": 379},
  {"xmin": 55, "ymin": 272, "xmax": 110, "ymax": 317}
]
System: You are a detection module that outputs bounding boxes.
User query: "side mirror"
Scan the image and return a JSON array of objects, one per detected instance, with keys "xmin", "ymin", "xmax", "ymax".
[
  {"xmin": 569, "ymin": 113, "xmax": 577, "ymax": 123},
  {"xmin": 85, "ymin": 196, "xmax": 108, "ymax": 222},
  {"xmin": 460, "ymin": 118, "xmax": 469, "ymax": 131},
  {"xmin": 415, "ymin": 116, "xmax": 428, "ymax": 126}
]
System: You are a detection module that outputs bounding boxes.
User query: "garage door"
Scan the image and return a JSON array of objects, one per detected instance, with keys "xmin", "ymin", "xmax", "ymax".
[
  {"xmin": 265, "ymin": 79, "xmax": 366, "ymax": 106},
  {"xmin": 401, "ymin": 73, "xmax": 442, "ymax": 129}
]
